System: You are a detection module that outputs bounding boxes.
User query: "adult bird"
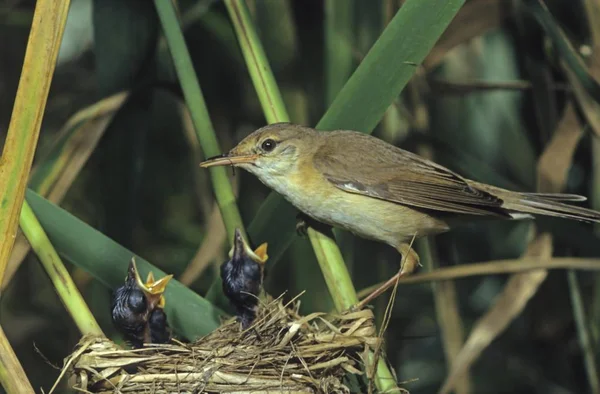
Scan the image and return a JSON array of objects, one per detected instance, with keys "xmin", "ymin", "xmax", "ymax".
[{"xmin": 201, "ymin": 123, "xmax": 600, "ymax": 298}]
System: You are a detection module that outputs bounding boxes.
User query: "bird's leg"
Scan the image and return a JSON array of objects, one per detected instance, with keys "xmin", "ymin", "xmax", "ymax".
[
  {"xmin": 295, "ymin": 212, "xmax": 311, "ymax": 237},
  {"xmin": 397, "ymin": 243, "xmax": 421, "ymax": 275},
  {"xmin": 296, "ymin": 212, "xmax": 333, "ymax": 237},
  {"xmin": 355, "ymin": 243, "xmax": 420, "ymax": 309}
]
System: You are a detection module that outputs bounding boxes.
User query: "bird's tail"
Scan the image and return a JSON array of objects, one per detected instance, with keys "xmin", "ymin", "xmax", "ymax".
[
  {"xmin": 504, "ymin": 191, "xmax": 600, "ymax": 223},
  {"xmin": 469, "ymin": 181, "xmax": 600, "ymax": 223}
]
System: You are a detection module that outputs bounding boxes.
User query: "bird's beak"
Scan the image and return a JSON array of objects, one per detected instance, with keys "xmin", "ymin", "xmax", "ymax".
[
  {"xmin": 199, "ymin": 153, "xmax": 259, "ymax": 168},
  {"xmin": 228, "ymin": 228, "xmax": 269, "ymax": 265},
  {"xmin": 128, "ymin": 258, "xmax": 173, "ymax": 309}
]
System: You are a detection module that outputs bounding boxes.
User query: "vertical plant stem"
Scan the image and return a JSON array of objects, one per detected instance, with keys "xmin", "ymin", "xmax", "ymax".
[
  {"xmin": 0, "ymin": 325, "xmax": 34, "ymax": 394},
  {"xmin": 0, "ymin": 0, "xmax": 70, "ymax": 288},
  {"xmin": 223, "ymin": 0, "xmax": 288, "ymax": 124},
  {"xmin": 20, "ymin": 200, "xmax": 104, "ymax": 336},
  {"xmin": 154, "ymin": 0, "xmax": 244, "ymax": 242},
  {"xmin": 307, "ymin": 227, "xmax": 357, "ymax": 310},
  {"xmin": 567, "ymin": 270, "xmax": 599, "ymax": 394},
  {"xmin": 223, "ymin": 1, "xmax": 400, "ymax": 391}
]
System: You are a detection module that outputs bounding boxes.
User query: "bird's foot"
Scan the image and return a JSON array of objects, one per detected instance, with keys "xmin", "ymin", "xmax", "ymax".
[
  {"xmin": 238, "ymin": 308, "xmax": 257, "ymax": 331},
  {"xmin": 398, "ymin": 243, "xmax": 421, "ymax": 276},
  {"xmin": 354, "ymin": 244, "xmax": 420, "ymax": 309}
]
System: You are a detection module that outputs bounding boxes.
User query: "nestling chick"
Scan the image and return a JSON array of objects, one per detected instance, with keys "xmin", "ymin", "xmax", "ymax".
[
  {"xmin": 148, "ymin": 308, "xmax": 170, "ymax": 344},
  {"xmin": 221, "ymin": 229, "xmax": 268, "ymax": 329},
  {"xmin": 111, "ymin": 259, "xmax": 173, "ymax": 348}
]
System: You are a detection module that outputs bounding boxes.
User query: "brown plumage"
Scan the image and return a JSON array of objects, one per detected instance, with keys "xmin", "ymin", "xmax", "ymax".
[
  {"xmin": 200, "ymin": 123, "xmax": 600, "ymax": 284},
  {"xmin": 312, "ymin": 129, "xmax": 599, "ymax": 222}
]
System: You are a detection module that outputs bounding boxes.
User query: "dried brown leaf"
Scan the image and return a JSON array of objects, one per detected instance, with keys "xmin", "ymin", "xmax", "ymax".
[
  {"xmin": 438, "ymin": 233, "xmax": 553, "ymax": 394},
  {"xmin": 537, "ymin": 102, "xmax": 584, "ymax": 193},
  {"xmin": 564, "ymin": 60, "xmax": 600, "ymax": 137},
  {"xmin": 424, "ymin": 0, "xmax": 509, "ymax": 70}
]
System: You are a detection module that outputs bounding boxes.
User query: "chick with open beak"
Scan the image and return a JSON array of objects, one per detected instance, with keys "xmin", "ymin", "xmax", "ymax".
[
  {"xmin": 221, "ymin": 229, "xmax": 268, "ymax": 330},
  {"xmin": 111, "ymin": 259, "xmax": 173, "ymax": 348}
]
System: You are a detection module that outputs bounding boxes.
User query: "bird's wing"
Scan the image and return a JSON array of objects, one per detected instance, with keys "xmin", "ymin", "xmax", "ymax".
[{"xmin": 313, "ymin": 131, "xmax": 509, "ymax": 217}]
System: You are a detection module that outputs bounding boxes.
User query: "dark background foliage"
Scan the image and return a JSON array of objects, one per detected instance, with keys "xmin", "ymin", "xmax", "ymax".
[{"xmin": 1, "ymin": 0, "xmax": 600, "ymax": 393}]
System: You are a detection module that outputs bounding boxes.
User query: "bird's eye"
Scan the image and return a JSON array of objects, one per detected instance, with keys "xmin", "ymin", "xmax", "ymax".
[{"xmin": 261, "ymin": 139, "xmax": 276, "ymax": 152}]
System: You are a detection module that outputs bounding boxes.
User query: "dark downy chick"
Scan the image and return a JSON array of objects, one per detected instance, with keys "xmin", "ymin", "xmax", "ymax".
[
  {"xmin": 221, "ymin": 229, "xmax": 268, "ymax": 330},
  {"xmin": 148, "ymin": 308, "xmax": 170, "ymax": 344},
  {"xmin": 111, "ymin": 259, "xmax": 173, "ymax": 348}
]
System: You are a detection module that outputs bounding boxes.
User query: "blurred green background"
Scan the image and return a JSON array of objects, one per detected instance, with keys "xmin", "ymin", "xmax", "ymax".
[{"xmin": 2, "ymin": 0, "xmax": 600, "ymax": 393}]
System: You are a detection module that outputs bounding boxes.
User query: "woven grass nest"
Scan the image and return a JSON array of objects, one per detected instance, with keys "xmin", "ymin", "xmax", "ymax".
[{"xmin": 62, "ymin": 296, "xmax": 386, "ymax": 393}]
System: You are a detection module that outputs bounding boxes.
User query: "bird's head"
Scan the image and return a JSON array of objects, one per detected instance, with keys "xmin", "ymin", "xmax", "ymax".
[
  {"xmin": 228, "ymin": 228, "xmax": 268, "ymax": 267},
  {"xmin": 200, "ymin": 123, "xmax": 318, "ymax": 180},
  {"xmin": 126, "ymin": 258, "xmax": 173, "ymax": 310}
]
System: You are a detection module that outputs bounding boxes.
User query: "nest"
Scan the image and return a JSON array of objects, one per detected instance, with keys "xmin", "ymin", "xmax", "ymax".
[{"xmin": 61, "ymin": 296, "xmax": 383, "ymax": 393}]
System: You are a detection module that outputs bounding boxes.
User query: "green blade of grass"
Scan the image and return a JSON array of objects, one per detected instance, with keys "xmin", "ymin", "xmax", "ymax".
[
  {"xmin": 19, "ymin": 200, "xmax": 103, "ymax": 336},
  {"xmin": 154, "ymin": 0, "xmax": 244, "ymax": 242},
  {"xmin": 318, "ymin": 0, "xmax": 464, "ymax": 132},
  {"xmin": 0, "ymin": 0, "xmax": 70, "ymax": 288},
  {"xmin": 25, "ymin": 189, "xmax": 226, "ymax": 340},
  {"xmin": 248, "ymin": 0, "xmax": 465, "ymax": 268}
]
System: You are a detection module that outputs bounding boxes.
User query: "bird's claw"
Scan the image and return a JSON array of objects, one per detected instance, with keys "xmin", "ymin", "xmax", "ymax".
[{"xmin": 398, "ymin": 244, "xmax": 420, "ymax": 276}]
